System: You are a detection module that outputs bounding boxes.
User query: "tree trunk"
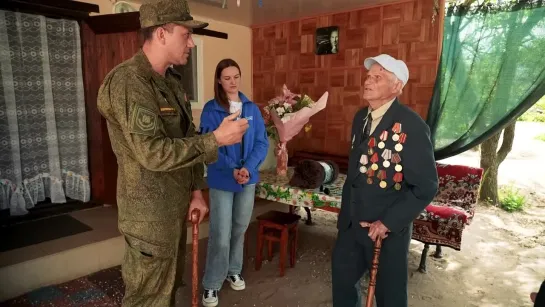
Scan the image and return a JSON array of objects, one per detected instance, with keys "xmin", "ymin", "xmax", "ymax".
[{"xmin": 479, "ymin": 121, "xmax": 516, "ymax": 204}]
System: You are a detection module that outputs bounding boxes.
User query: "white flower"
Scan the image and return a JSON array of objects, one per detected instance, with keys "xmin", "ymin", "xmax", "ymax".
[
  {"xmin": 281, "ymin": 113, "xmax": 293, "ymax": 123},
  {"xmin": 276, "ymin": 107, "xmax": 285, "ymax": 116}
]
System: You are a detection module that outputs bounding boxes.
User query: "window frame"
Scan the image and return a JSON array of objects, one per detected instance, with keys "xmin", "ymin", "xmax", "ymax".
[{"xmin": 189, "ymin": 35, "xmax": 205, "ymax": 109}]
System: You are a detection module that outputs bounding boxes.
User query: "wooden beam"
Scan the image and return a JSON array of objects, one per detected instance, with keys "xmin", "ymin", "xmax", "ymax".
[
  {"xmin": 85, "ymin": 12, "xmax": 228, "ymax": 39},
  {"xmin": 0, "ymin": 0, "xmax": 99, "ymax": 20}
]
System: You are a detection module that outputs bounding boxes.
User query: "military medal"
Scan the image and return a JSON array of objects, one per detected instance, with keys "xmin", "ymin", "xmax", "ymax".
[
  {"xmin": 359, "ymin": 155, "xmax": 368, "ymax": 173},
  {"xmin": 367, "ymin": 169, "xmax": 375, "ymax": 184},
  {"xmin": 395, "ymin": 133, "xmax": 407, "ymax": 152},
  {"xmin": 378, "ymin": 131, "xmax": 388, "ymax": 149},
  {"xmin": 377, "ymin": 170, "xmax": 387, "ymax": 188},
  {"xmin": 381, "ymin": 149, "xmax": 392, "ymax": 168},
  {"xmin": 392, "ymin": 123, "xmax": 402, "ymax": 141},
  {"xmin": 393, "ymin": 173, "xmax": 403, "ymax": 190},
  {"xmin": 370, "ymin": 153, "xmax": 379, "ymax": 170},
  {"xmin": 368, "ymin": 137, "xmax": 376, "ymax": 155},
  {"xmin": 392, "ymin": 153, "xmax": 402, "ymax": 172}
]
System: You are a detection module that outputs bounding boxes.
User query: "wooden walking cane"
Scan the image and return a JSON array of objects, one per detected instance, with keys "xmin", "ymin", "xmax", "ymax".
[
  {"xmin": 190, "ymin": 209, "xmax": 200, "ymax": 307},
  {"xmin": 365, "ymin": 237, "xmax": 383, "ymax": 307}
]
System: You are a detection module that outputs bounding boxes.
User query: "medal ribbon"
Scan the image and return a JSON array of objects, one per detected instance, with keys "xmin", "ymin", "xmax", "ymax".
[
  {"xmin": 399, "ymin": 133, "xmax": 407, "ymax": 144},
  {"xmin": 381, "ymin": 149, "xmax": 392, "ymax": 160},
  {"xmin": 377, "ymin": 170, "xmax": 386, "ymax": 180},
  {"xmin": 393, "ymin": 173, "xmax": 403, "ymax": 182},
  {"xmin": 370, "ymin": 153, "xmax": 379, "ymax": 163},
  {"xmin": 360, "ymin": 155, "xmax": 368, "ymax": 165},
  {"xmin": 391, "ymin": 153, "xmax": 402, "ymax": 164},
  {"xmin": 392, "ymin": 123, "xmax": 402, "ymax": 133},
  {"xmin": 368, "ymin": 137, "xmax": 376, "ymax": 148},
  {"xmin": 380, "ymin": 130, "xmax": 388, "ymax": 141},
  {"xmin": 367, "ymin": 169, "xmax": 375, "ymax": 177}
]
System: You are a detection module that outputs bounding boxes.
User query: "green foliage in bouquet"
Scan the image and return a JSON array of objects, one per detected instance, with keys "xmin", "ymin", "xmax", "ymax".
[{"xmin": 262, "ymin": 85, "xmax": 315, "ymax": 143}]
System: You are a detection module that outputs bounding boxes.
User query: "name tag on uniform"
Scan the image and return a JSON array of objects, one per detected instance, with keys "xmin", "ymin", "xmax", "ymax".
[{"xmin": 160, "ymin": 107, "xmax": 177, "ymax": 116}]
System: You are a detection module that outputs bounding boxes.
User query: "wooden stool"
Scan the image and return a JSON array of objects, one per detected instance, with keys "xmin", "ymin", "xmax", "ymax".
[{"xmin": 255, "ymin": 210, "xmax": 301, "ymax": 276}]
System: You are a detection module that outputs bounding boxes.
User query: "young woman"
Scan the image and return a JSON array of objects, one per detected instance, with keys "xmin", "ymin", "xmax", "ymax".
[{"xmin": 199, "ymin": 58, "xmax": 269, "ymax": 307}]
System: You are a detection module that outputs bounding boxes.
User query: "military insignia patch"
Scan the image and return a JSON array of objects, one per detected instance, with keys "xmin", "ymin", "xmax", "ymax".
[{"xmin": 130, "ymin": 106, "xmax": 157, "ymax": 136}]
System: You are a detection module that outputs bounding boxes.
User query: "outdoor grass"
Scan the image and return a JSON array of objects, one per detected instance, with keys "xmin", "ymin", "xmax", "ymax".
[{"xmin": 519, "ymin": 96, "xmax": 545, "ymax": 123}]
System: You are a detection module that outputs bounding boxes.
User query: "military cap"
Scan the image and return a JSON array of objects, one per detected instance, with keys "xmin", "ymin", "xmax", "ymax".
[{"xmin": 139, "ymin": 0, "xmax": 209, "ymax": 29}]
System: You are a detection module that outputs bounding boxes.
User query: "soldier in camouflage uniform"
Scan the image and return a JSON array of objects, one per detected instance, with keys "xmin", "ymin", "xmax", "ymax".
[{"xmin": 97, "ymin": 0, "xmax": 249, "ymax": 306}]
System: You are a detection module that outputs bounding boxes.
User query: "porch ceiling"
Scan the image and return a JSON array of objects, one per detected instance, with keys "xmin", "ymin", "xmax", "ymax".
[{"xmin": 186, "ymin": 0, "xmax": 400, "ymax": 27}]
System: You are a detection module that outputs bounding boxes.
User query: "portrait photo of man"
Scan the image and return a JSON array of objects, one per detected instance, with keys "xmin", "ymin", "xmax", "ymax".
[{"xmin": 316, "ymin": 26, "xmax": 339, "ymax": 55}]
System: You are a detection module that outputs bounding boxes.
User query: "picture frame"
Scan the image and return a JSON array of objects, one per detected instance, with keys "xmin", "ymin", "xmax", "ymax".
[{"xmin": 315, "ymin": 26, "xmax": 339, "ymax": 55}]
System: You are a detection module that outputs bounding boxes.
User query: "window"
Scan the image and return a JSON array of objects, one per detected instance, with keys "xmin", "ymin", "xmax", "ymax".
[{"xmin": 172, "ymin": 36, "xmax": 204, "ymax": 109}]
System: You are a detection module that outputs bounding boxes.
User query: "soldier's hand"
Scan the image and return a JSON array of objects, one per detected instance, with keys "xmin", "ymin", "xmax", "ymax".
[
  {"xmin": 188, "ymin": 192, "xmax": 208, "ymax": 224},
  {"xmin": 213, "ymin": 111, "xmax": 249, "ymax": 146},
  {"xmin": 531, "ymin": 292, "xmax": 537, "ymax": 303}
]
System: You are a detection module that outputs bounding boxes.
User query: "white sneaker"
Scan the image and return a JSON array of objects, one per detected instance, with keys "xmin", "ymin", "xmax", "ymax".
[
  {"xmin": 226, "ymin": 274, "xmax": 245, "ymax": 291},
  {"xmin": 202, "ymin": 289, "xmax": 218, "ymax": 307}
]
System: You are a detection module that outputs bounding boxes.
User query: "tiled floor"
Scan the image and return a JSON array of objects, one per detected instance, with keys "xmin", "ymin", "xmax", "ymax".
[{"xmin": 1, "ymin": 266, "xmax": 124, "ymax": 307}]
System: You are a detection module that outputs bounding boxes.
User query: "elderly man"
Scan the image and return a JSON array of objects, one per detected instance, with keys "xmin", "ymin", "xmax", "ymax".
[
  {"xmin": 97, "ymin": 0, "xmax": 248, "ymax": 306},
  {"xmin": 331, "ymin": 54, "xmax": 439, "ymax": 307}
]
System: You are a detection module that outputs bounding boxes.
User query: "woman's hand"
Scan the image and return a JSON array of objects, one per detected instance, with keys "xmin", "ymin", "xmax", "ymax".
[{"xmin": 234, "ymin": 168, "xmax": 250, "ymax": 184}]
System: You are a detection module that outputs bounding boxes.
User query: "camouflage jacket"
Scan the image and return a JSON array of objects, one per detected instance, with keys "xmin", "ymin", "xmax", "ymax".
[{"xmin": 97, "ymin": 49, "xmax": 218, "ymax": 222}]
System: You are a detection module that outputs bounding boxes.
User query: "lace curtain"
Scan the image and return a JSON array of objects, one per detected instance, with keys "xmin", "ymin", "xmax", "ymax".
[{"xmin": 0, "ymin": 10, "xmax": 90, "ymax": 215}]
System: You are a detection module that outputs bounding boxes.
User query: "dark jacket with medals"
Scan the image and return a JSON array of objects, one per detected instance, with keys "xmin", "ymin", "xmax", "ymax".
[{"xmin": 338, "ymin": 99, "xmax": 439, "ymax": 237}]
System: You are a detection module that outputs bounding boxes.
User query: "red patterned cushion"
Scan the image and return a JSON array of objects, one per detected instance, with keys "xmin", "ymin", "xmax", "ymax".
[{"xmin": 425, "ymin": 203, "xmax": 469, "ymax": 224}]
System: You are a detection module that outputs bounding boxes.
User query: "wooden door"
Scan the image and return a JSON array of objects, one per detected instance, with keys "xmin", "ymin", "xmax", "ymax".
[{"xmin": 81, "ymin": 13, "xmax": 142, "ymax": 206}]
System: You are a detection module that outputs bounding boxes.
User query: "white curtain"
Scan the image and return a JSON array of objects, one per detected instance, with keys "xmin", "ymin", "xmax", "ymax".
[{"xmin": 0, "ymin": 10, "xmax": 90, "ymax": 215}]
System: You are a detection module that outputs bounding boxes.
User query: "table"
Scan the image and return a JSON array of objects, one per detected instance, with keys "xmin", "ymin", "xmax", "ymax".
[{"xmin": 256, "ymin": 167, "xmax": 344, "ymax": 213}]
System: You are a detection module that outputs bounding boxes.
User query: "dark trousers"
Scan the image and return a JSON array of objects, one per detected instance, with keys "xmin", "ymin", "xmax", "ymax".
[
  {"xmin": 331, "ymin": 223, "xmax": 411, "ymax": 307},
  {"xmin": 536, "ymin": 280, "xmax": 545, "ymax": 307}
]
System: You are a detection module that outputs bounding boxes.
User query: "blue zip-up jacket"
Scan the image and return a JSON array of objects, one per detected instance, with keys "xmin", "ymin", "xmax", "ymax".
[{"xmin": 199, "ymin": 92, "xmax": 269, "ymax": 192}]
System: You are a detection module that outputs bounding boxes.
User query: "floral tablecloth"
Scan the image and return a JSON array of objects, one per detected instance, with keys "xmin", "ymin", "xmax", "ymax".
[{"xmin": 256, "ymin": 167, "xmax": 344, "ymax": 211}]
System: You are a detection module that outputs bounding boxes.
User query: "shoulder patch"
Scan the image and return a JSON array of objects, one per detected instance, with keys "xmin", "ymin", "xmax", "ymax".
[{"xmin": 130, "ymin": 105, "xmax": 158, "ymax": 136}]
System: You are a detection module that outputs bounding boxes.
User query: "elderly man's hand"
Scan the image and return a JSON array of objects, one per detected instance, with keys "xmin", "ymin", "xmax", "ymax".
[
  {"xmin": 531, "ymin": 292, "xmax": 537, "ymax": 303},
  {"xmin": 360, "ymin": 220, "xmax": 389, "ymax": 241}
]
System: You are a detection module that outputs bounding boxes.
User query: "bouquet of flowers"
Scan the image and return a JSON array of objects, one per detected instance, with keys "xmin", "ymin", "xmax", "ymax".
[{"xmin": 263, "ymin": 84, "xmax": 329, "ymax": 176}]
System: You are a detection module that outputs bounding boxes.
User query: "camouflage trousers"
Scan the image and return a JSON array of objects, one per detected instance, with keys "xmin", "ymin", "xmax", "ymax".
[{"xmin": 119, "ymin": 218, "xmax": 188, "ymax": 307}]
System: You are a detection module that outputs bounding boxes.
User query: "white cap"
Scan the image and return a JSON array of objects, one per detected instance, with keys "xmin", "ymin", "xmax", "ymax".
[{"xmin": 364, "ymin": 54, "xmax": 409, "ymax": 86}]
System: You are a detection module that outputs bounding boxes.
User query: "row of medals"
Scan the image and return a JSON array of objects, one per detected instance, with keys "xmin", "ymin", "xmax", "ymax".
[{"xmin": 359, "ymin": 124, "xmax": 406, "ymax": 190}]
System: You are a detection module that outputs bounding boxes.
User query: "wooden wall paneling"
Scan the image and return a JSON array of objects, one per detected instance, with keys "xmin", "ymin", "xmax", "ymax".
[{"xmin": 252, "ymin": 0, "xmax": 441, "ymax": 160}]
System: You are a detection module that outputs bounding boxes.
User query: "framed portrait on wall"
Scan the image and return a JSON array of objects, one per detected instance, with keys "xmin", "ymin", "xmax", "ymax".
[{"xmin": 315, "ymin": 26, "xmax": 339, "ymax": 55}]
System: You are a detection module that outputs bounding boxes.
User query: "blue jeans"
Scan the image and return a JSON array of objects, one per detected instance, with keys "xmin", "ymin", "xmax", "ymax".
[{"xmin": 202, "ymin": 184, "xmax": 255, "ymax": 290}]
